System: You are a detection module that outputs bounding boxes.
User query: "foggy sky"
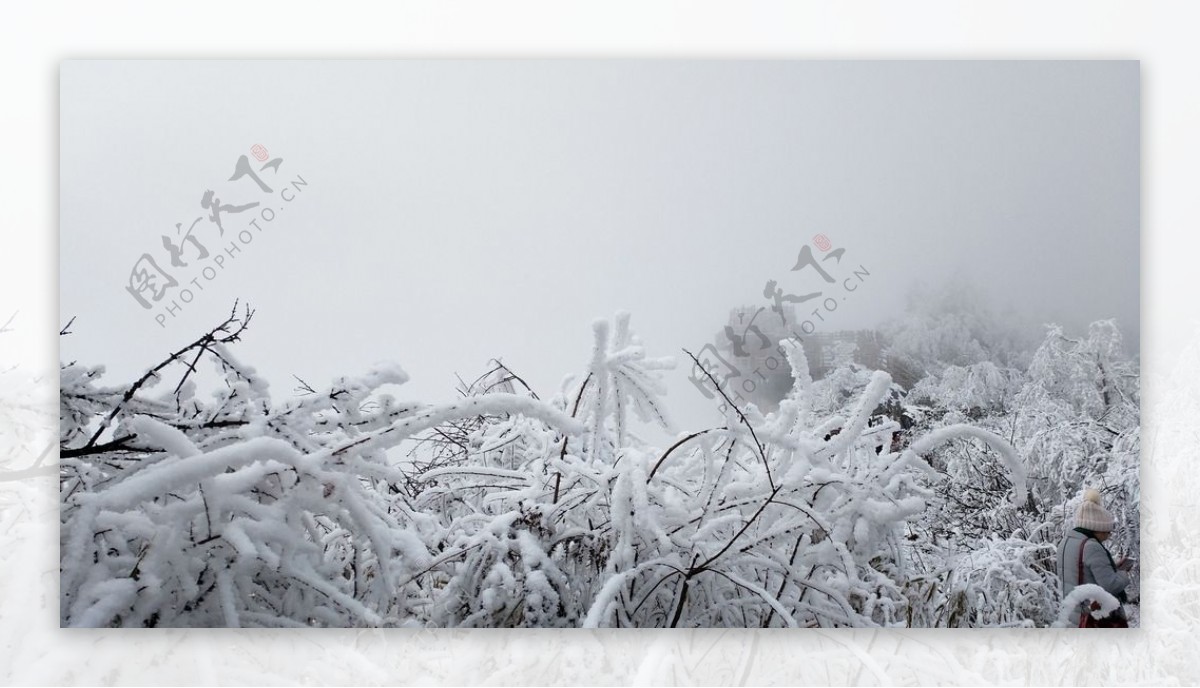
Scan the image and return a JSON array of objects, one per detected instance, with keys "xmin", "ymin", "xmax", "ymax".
[{"xmin": 60, "ymin": 60, "xmax": 1139, "ymax": 433}]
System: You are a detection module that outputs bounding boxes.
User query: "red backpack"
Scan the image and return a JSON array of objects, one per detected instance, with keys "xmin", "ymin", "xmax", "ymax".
[{"xmin": 1076, "ymin": 537, "xmax": 1129, "ymax": 628}]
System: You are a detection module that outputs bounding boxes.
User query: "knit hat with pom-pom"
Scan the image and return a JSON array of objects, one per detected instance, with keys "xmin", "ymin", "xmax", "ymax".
[{"xmin": 1075, "ymin": 488, "xmax": 1115, "ymax": 532}]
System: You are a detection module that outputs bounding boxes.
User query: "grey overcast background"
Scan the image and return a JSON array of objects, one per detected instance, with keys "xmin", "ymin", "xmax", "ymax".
[{"xmin": 60, "ymin": 60, "xmax": 1138, "ymax": 433}]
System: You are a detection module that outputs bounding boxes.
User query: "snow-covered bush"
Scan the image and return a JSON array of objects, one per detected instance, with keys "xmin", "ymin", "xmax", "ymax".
[
  {"xmin": 59, "ymin": 303, "xmax": 1135, "ymax": 628},
  {"xmin": 903, "ymin": 536, "xmax": 1057, "ymax": 628},
  {"xmin": 410, "ymin": 323, "xmax": 1026, "ymax": 628},
  {"xmin": 59, "ymin": 305, "xmax": 581, "ymax": 627}
]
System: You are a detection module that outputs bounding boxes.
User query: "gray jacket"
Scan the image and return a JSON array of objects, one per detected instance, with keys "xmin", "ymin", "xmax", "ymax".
[{"xmin": 1057, "ymin": 528, "xmax": 1129, "ymax": 612}]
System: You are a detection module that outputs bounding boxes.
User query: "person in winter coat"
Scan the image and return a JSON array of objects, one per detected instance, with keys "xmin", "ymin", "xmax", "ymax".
[{"xmin": 1056, "ymin": 488, "xmax": 1133, "ymax": 627}]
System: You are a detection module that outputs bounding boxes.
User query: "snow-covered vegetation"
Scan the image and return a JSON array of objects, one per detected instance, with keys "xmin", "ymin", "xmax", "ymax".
[{"xmin": 58, "ymin": 295, "xmax": 1139, "ymax": 628}]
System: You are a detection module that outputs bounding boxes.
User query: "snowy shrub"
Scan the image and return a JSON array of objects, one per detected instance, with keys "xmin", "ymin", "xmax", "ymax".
[
  {"xmin": 59, "ymin": 305, "xmax": 581, "ymax": 627},
  {"xmin": 414, "ymin": 324, "xmax": 1024, "ymax": 628},
  {"xmin": 59, "ymin": 303, "xmax": 1137, "ymax": 628},
  {"xmin": 903, "ymin": 536, "xmax": 1057, "ymax": 628}
]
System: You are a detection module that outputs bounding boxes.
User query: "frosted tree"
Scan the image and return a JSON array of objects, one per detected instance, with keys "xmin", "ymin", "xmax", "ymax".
[
  {"xmin": 880, "ymin": 281, "xmax": 1035, "ymax": 389},
  {"xmin": 1015, "ymin": 321, "xmax": 1138, "ymax": 507},
  {"xmin": 1012, "ymin": 320, "xmax": 1140, "ymax": 598},
  {"xmin": 896, "ymin": 318, "xmax": 1139, "ymax": 627}
]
